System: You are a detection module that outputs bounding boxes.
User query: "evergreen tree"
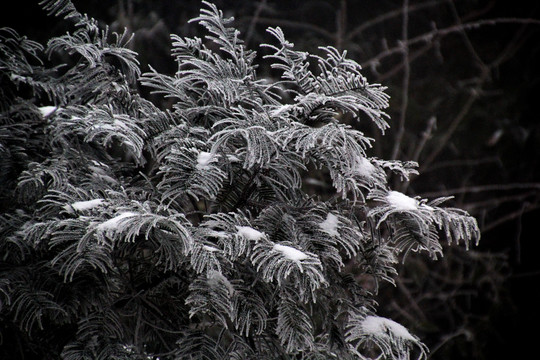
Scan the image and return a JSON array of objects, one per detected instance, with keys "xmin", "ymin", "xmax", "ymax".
[{"xmin": 0, "ymin": 1, "xmax": 480, "ymax": 359}]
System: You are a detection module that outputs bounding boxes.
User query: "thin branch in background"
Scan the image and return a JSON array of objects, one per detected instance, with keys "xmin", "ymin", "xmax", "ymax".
[
  {"xmin": 395, "ymin": 276, "xmax": 428, "ymax": 323},
  {"xmin": 514, "ymin": 202, "xmax": 525, "ymax": 264},
  {"xmin": 390, "ymin": 0, "xmax": 410, "ymax": 162},
  {"xmin": 360, "ymin": 18, "xmax": 540, "ymax": 70},
  {"xmin": 463, "ymin": 191, "xmax": 537, "ymax": 211},
  {"xmin": 243, "ymin": 16, "xmax": 334, "ymax": 41},
  {"xmin": 345, "ymin": 0, "xmax": 444, "ymax": 41},
  {"xmin": 421, "ymin": 20, "xmax": 534, "ymax": 171},
  {"xmin": 335, "ymin": 0, "xmax": 347, "ymax": 51},
  {"xmin": 427, "ymin": 328, "xmax": 472, "ymax": 359},
  {"xmin": 420, "ymin": 79, "xmax": 482, "ymax": 172},
  {"xmin": 420, "ymin": 182, "xmax": 540, "ymax": 198},
  {"xmin": 446, "ymin": 0, "xmax": 487, "ymax": 70},
  {"xmin": 378, "ymin": 41, "xmax": 432, "ymax": 82},
  {"xmin": 411, "ymin": 116, "xmax": 437, "ymax": 164},
  {"xmin": 401, "ymin": 116, "xmax": 436, "ymax": 193},
  {"xmin": 421, "ymin": 156, "xmax": 501, "ymax": 173},
  {"xmin": 245, "ymin": 0, "xmax": 267, "ymax": 46},
  {"xmin": 482, "ymin": 202, "xmax": 539, "ymax": 233}
]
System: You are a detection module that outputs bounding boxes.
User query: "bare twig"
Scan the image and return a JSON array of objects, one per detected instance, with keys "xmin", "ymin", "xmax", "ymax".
[
  {"xmin": 395, "ymin": 275, "xmax": 429, "ymax": 323},
  {"xmin": 378, "ymin": 42, "xmax": 432, "ymax": 82},
  {"xmin": 243, "ymin": 16, "xmax": 334, "ymax": 41},
  {"xmin": 335, "ymin": 0, "xmax": 347, "ymax": 50},
  {"xmin": 482, "ymin": 202, "xmax": 539, "ymax": 233},
  {"xmin": 427, "ymin": 328, "xmax": 472, "ymax": 359},
  {"xmin": 420, "ymin": 79, "xmax": 482, "ymax": 171},
  {"xmin": 401, "ymin": 116, "xmax": 437, "ymax": 192},
  {"xmin": 421, "ymin": 156, "xmax": 500, "ymax": 172},
  {"xmin": 463, "ymin": 191, "xmax": 538, "ymax": 211},
  {"xmin": 446, "ymin": 0, "xmax": 486, "ymax": 69},
  {"xmin": 360, "ymin": 17, "xmax": 540, "ymax": 69},
  {"xmin": 245, "ymin": 0, "xmax": 267, "ymax": 46},
  {"xmin": 411, "ymin": 116, "xmax": 437, "ymax": 164},
  {"xmin": 420, "ymin": 182, "xmax": 540, "ymax": 198},
  {"xmin": 345, "ymin": 0, "xmax": 444, "ymax": 41},
  {"xmin": 390, "ymin": 0, "xmax": 410, "ymax": 162}
]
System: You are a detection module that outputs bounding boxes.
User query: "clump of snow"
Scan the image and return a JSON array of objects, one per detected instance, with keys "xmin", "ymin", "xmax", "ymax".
[
  {"xmin": 227, "ymin": 154, "xmax": 241, "ymax": 163},
  {"xmin": 89, "ymin": 167, "xmax": 117, "ymax": 185},
  {"xmin": 304, "ymin": 178, "xmax": 326, "ymax": 187},
  {"xmin": 207, "ymin": 270, "xmax": 235, "ymax": 296},
  {"xmin": 361, "ymin": 315, "xmax": 416, "ymax": 342},
  {"xmin": 113, "ymin": 119, "xmax": 129, "ymax": 129},
  {"xmin": 97, "ymin": 212, "xmax": 138, "ymax": 231},
  {"xmin": 236, "ymin": 226, "xmax": 265, "ymax": 241},
  {"xmin": 270, "ymin": 104, "xmax": 293, "ymax": 117},
  {"xmin": 319, "ymin": 213, "xmax": 339, "ymax": 237},
  {"xmin": 64, "ymin": 198, "xmax": 104, "ymax": 213},
  {"xmin": 353, "ymin": 156, "xmax": 376, "ymax": 176},
  {"xmin": 273, "ymin": 243, "xmax": 308, "ymax": 262},
  {"xmin": 386, "ymin": 191, "xmax": 418, "ymax": 211},
  {"xmin": 203, "ymin": 245, "xmax": 219, "ymax": 252},
  {"xmin": 206, "ymin": 230, "xmax": 229, "ymax": 239},
  {"xmin": 38, "ymin": 106, "xmax": 58, "ymax": 117},
  {"xmin": 91, "ymin": 123, "xmax": 115, "ymax": 131},
  {"xmin": 10, "ymin": 74, "xmax": 27, "ymax": 82},
  {"xmin": 420, "ymin": 203, "xmax": 434, "ymax": 211},
  {"xmin": 196, "ymin": 151, "xmax": 215, "ymax": 170}
]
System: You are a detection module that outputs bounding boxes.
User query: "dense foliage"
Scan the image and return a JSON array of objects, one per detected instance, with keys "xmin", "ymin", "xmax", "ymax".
[{"xmin": 0, "ymin": 1, "xmax": 481, "ymax": 359}]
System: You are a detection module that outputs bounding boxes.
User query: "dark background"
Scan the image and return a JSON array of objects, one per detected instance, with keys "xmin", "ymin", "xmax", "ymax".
[{"xmin": 2, "ymin": 1, "xmax": 539, "ymax": 358}]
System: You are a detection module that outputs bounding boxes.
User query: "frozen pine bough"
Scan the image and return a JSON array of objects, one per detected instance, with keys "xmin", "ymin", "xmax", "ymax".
[{"xmin": 0, "ymin": 1, "xmax": 479, "ymax": 359}]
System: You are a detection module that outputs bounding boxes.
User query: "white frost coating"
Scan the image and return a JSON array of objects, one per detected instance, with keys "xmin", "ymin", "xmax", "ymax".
[
  {"xmin": 196, "ymin": 151, "xmax": 215, "ymax": 170},
  {"xmin": 236, "ymin": 226, "xmax": 265, "ymax": 241},
  {"xmin": 273, "ymin": 244, "xmax": 308, "ymax": 261},
  {"xmin": 319, "ymin": 213, "xmax": 339, "ymax": 237},
  {"xmin": 97, "ymin": 212, "xmax": 138, "ymax": 231},
  {"xmin": 65, "ymin": 199, "xmax": 104, "ymax": 213},
  {"xmin": 361, "ymin": 315, "xmax": 416, "ymax": 341},
  {"xmin": 353, "ymin": 156, "xmax": 376, "ymax": 176},
  {"xmin": 38, "ymin": 106, "xmax": 58, "ymax": 117},
  {"xmin": 386, "ymin": 191, "xmax": 418, "ymax": 211}
]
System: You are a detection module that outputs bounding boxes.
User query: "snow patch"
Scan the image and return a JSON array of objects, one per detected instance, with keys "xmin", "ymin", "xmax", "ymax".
[
  {"xmin": 420, "ymin": 203, "xmax": 434, "ymax": 211},
  {"xmin": 65, "ymin": 198, "xmax": 104, "ymax": 213},
  {"xmin": 269, "ymin": 104, "xmax": 293, "ymax": 117},
  {"xmin": 353, "ymin": 156, "xmax": 376, "ymax": 176},
  {"xmin": 319, "ymin": 213, "xmax": 339, "ymax": 237},
  {"xmin": 38, "ymin": 106, "xmax": 58, "ymax": 117},
  {"xmin": 89, "ymin": 166, "xmax": 117, "ymax": 185},
  {"xmin": 203, "ymin": 245, "xmax": 219, "ymax": 252},
  {"xmin": 236, "ymin": 226, "xmax": 265, "ymax": 241},
  {"xmin": 91, "ymin": 124, "xmax": 115, "ymax": 131},
  {"xmin": 273, "ymin": 243, "xmax": 308, "ymax": 262},
  {"xmin": 208, "ymin": 270, "xmax": 235, "ymax": 296},
  {"xmin": 97, "ymin": 212, "xmax": 138, "ymax": 231},
  {"xmin": 361, "ymin": 315, "xmax": 416, "ymax": 341},
  {"xmin": 227, "ymin": 154, "xmax": 241, "ymax": 163},
  {"xmin": 206, "ymin": 230, "xmax": 229, "ymax": 239},
  {"xmin": 386, "ymin": 191, "xmax": 418, "ymax": 211},
  {"xmin": 196, "ymin": 151, "xmax": 215, "ymax": 170}
]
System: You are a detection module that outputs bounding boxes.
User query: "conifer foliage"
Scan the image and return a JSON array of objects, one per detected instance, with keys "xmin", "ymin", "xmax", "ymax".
[{"xmin": 0, "ymin": 1, "xmax": 480, "ymax": 359}]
